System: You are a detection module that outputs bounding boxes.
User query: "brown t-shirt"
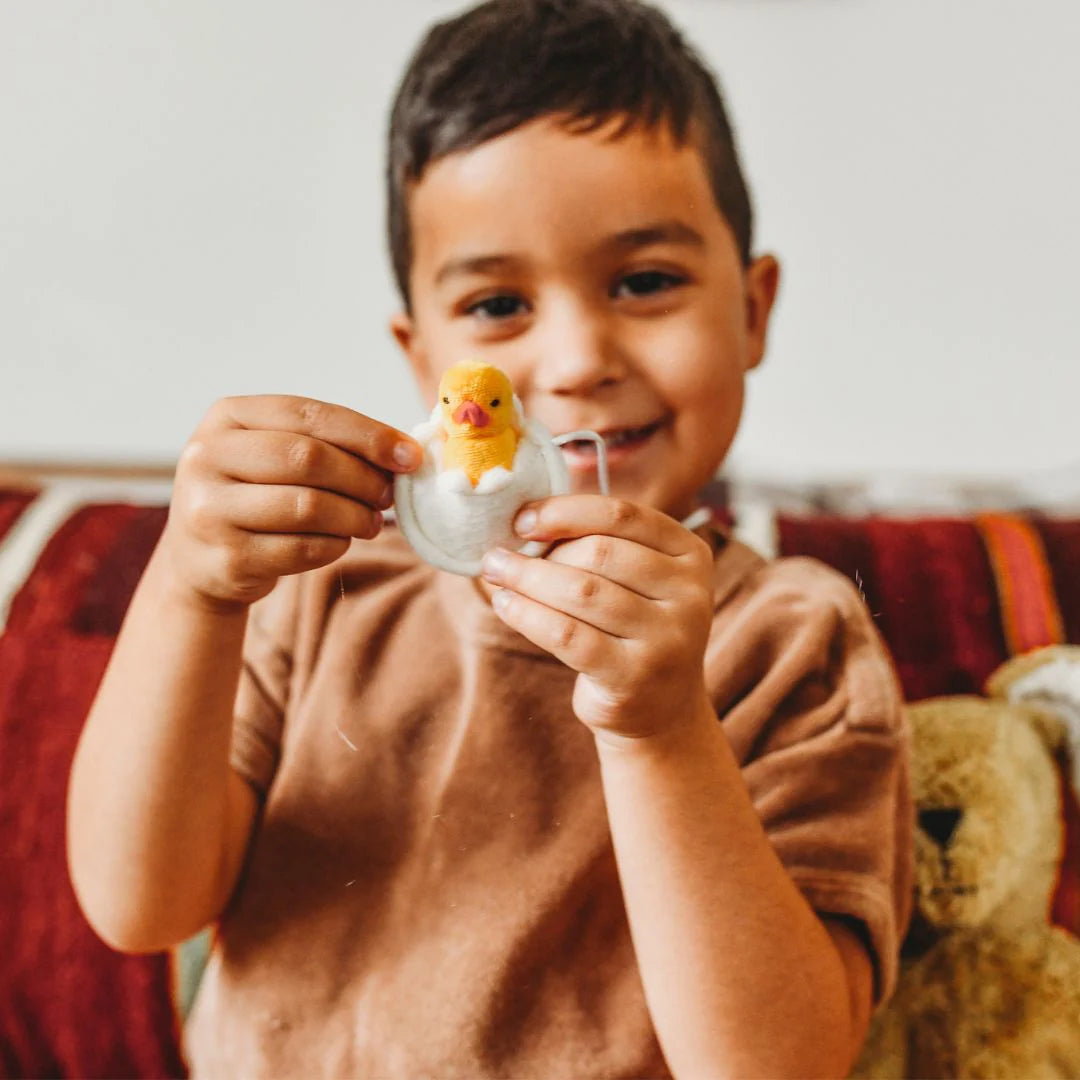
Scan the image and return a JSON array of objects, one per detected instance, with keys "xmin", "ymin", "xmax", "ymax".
[{"xmin": 185, "ymin": 521, "xmax": 914, "ymax": 1079}]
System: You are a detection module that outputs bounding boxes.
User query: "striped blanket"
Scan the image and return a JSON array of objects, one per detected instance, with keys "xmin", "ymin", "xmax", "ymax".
[{"xmin": 1, "ymin": 480, "xmax": 1077, "ymax": 1078}]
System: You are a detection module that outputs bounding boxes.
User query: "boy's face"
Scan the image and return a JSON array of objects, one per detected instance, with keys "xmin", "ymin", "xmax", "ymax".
[{"xmin": 391, "ymin": 115, "xmax": 779, "ymax": 521}]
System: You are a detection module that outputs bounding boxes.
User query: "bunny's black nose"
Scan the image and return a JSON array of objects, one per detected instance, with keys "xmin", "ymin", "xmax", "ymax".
[{"xmin": 919, "ymin": 807, "xmax": 962, "ymax": 848}]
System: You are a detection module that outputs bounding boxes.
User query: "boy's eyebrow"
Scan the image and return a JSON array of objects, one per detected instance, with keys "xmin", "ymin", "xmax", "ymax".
[
  {"xmin": 605, "ymin": 220, "xmax": 706, "ymax": 252},
  {"xmin": 432, "ymin": 220, "xmax": 706, "ymax": 287},
  {"xmin": 434, "ymin": 254, "xmax": 526, "ymax": 287}
]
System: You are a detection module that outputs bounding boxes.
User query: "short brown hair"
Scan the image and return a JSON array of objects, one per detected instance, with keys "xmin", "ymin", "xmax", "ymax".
[{"xmin": 386, "ymin": 0, "xmax": 755, "ymax": 310}]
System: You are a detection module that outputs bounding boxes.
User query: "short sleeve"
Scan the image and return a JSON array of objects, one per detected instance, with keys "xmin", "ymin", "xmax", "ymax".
[
  {"xmin": 706, "ymin": 556, "xmax": 915, "ymax": 1009},
  {"xmin": 230, "ymin": 573, "xmax": 302, "ymax": 800}
]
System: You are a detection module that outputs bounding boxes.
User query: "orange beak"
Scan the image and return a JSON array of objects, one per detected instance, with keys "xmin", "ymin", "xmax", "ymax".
[{"xmin": 452, "ymin": 400, "xmax": 490, "ymax": 428}]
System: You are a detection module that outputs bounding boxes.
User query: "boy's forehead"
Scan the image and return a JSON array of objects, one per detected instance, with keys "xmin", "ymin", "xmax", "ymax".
[{"xmin": 406, "ymin": 116, "xmax": 732, "ymax": 280}]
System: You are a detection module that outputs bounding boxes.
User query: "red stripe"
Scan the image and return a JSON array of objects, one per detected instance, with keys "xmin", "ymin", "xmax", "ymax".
[{"xmin": 0, "ymin": 489, "xmax": 40, "ymax": 544}]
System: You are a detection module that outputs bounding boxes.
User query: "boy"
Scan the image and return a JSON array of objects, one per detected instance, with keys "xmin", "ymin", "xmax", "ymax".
[{"xmin": 67, "ymin": 1, "xmax": 913, "ymax": 1076}]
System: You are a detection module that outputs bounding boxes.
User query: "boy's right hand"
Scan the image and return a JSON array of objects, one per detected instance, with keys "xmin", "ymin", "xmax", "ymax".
[{"xmin": 160, "ymin": 395, "xmax": 423, "ymax": 613}]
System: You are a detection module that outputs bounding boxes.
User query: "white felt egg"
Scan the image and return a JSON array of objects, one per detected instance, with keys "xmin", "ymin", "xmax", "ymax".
[{"xmin": 393, "ymin": 396, "xmax": 572, "ymax": 577}]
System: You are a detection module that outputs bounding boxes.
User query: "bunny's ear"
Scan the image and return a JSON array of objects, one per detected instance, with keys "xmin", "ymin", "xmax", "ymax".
[{"xmin": 989, "ymin": 646, "xmax": 1080, "ymax": 790}]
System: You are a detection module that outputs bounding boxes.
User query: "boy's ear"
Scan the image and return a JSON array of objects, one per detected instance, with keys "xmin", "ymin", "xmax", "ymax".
[
  {"xmin": 743, "ymin": 254, "xmax": 781, "ymax": 373},
  {"xmin": 389, "ymin": 310, "xmax": 437, "ymax": 404}
]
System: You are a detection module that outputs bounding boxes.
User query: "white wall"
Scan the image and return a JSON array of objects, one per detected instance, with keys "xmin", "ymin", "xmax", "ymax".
[{"xmin": 1, "ymin": 0, "xmax": 1076, "ymax": 480}]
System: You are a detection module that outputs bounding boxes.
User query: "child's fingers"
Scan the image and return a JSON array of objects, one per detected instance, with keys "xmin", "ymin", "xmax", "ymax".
[
  {"xmin": 540, "ymin": 534, "xmax": 680, "ymax": 601},
  {"xmin": 217, "ymin": 481, "xmax": 385, "ymax": 541},
  {"xmin": 488, "ymin": 585, "xmax": 624, "ymax": 675},
  {"xmin": 203, "ymin": 394, "xmax": 424, "ymax": 474},
  {"xmin": 205, "ymin": 428, "xmax": 395, "ymax": 511},
  {"xmin": 513, "ymin": 495, "xmax": 710, "ymax": 561},
  {"xmin": 183, "ymin": 479, "xmax": 386, "ymax": 544},
  {"xmin": 481, "ymin": 547, "xmax": 650, "ymax": 638}
]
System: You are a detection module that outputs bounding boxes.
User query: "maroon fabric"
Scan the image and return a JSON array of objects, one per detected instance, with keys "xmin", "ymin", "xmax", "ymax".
[
  {"xmin": 0, "ymin": 491, "xmax": 37, "ymax": 543},
  {"xmin": 776, "ymin": 511, "xmax": 1080, "ymax": 939},
  {"xmin": 0, "ymin": 492, "xmax": 185, "ymax": 1079},
  {"xmin": 1035, "ymin": 517, "xmax": 1080, "ymax": 645},
  {"xmin": 1032, "ymin": 518, "xmax": 1080, "ymax": 936},
  {"xmin": 1053, "ymin": 750, "xmax": 1080, "ymax": 935},
  {"xmin": 776, "ymin": 516, "xmax": 1011, "ymax": 700}
]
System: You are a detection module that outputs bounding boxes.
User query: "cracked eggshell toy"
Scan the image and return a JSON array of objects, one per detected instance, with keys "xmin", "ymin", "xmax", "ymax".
[{"xmin": 393, "ymin": 360, "xmax": 571, "ymax": 577}]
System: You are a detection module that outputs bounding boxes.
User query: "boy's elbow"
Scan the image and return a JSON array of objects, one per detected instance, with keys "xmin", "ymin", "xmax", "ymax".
[
  {"xmin": 82, "ymin": 908, "xmax": 174, "ymax": 956},
  {"xmin": 676, "ymin": 1040, "xmax": 854, "ymax": 1080},
  {"xmin": 67, "ymin": 842, "xmax": 211, "ymax": 956},
  {"xmin": 74, "ymin": 880, "xmax": 210, "ymax": 956},
  {"xmin": 667, "ymin": 976, "xmax": 866, "ymax": 1079}
]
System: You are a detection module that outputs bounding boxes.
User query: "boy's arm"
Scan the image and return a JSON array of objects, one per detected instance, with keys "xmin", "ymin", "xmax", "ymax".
[
  {"xmin": 68, "ymin": 395, "xmax": 422, "ymax": 953},
  {"xmin": 482, "ymin": 494, "xmax": 904, "ymax": 1079},
  {"xmin": 67, "ymin": 537, "xmax": 260, "ymax": 954},
  {"xmin": 594, "ymin": 698, "xmax": 873, "ymax": 1079}
]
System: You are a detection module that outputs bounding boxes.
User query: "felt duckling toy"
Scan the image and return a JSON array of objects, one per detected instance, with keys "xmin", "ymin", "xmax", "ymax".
[
  {"xmin": 435, "ymin": 362, "xmax": 523, "ymax": 493},
  {"xmin": 393, "ymin": 360, "xmax": 574, "ymax": 577}
]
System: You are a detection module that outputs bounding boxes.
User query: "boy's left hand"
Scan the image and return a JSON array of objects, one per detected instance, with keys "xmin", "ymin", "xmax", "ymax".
[{"xmin": 480, "ymin": 495, "xmax": 716, "ymax": 743}]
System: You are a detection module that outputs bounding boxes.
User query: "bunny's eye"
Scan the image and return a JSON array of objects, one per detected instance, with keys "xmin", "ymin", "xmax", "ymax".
[
  {"xmin": 442, "ymin": 396, "xmax": 449, "ymax": 404},
  {"xmin": 490, "ymin": 398, "xmax": 500, "ymax": 407}
]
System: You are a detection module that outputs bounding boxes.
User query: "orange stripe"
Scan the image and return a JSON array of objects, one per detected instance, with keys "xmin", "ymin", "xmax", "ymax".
[{"xmin": 976, "ymin": 513, "xmax": 1065, "ymax": 655}]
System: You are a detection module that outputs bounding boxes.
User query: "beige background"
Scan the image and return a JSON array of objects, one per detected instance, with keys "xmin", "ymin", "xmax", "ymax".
[{"xmin": 1, "ymin": 1, "xmax": 1076, "ymax": 482}]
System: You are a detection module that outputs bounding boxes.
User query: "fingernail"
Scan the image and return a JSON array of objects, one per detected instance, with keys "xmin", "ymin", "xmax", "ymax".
[
  {"xmin": 393, "ymin": 441, "xmax": 421, "ymax": 469},
  {"xmin": 492, "ymin": 588, "xmax": 511, "ymax": 613},
  {"xmin": 376, "ymin": 483, "xmax": 394, "ymax": 509},
  {"xmin": 514, "ymin": 509, "xmax": 537, "ymax": 536},
  {"xmin": 482, "ymin": 547, "xmax": 510, "ymax": 581}
]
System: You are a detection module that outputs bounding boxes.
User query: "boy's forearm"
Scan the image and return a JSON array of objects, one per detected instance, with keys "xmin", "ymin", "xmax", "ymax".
[
  {"xmin": 595, "ymin": 696, "xmax": 857, "ymax": 1080},
  {"xmin": 67, "ymin": 533, "xmax": 254, "ymax": 953}
]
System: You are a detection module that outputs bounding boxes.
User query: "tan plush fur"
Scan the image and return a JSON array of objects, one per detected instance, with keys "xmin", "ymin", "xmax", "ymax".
[{"xmin": 851, "ymin": 647, "xmax": 1080, "ymax": 1079}]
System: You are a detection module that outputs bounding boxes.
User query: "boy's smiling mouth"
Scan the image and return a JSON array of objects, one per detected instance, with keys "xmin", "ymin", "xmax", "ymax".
[{"xmin": 558, "ymin": 417, "xmax": 668, "ymax": 467}]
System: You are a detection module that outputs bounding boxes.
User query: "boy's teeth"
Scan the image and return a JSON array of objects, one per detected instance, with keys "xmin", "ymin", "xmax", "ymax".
[
  {"xmin": 604, "ymin": 422, "xmax": 657, "ymax": 446},
  {"xmin": 562, "ymin": 421, "xmax": 660, "ymax": 451}
]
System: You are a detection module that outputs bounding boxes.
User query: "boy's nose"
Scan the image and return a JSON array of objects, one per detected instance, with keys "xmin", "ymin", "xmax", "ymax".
[
  {"xmin": 453, "ymin": 400, "xmax": 490, "ymax": 427},
  {"xmin": 536, "ymin": 311, "xmax": 627, "ymax": 396}
]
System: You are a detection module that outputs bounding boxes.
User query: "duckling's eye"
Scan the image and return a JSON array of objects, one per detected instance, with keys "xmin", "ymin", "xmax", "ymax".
[
  {"xmin": 442, "ymin": 396, "xmax": 449, "ymax": 404},
  {"xmin": 490, "ymin": 398, "xmax": 500, "ymax": 407}
]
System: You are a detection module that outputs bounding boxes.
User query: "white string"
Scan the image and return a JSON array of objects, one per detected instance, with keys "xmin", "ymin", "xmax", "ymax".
[
  {"xmin": 678, "ymin": 506, "xmax": 713, "ymax": 532},
  {"xmin": 550, "ymin": 430, "xmax": 710, "ymax": 533},
  {"xmin": 552, "ymin": 430, "xmax": 609, "ymax": 496}
]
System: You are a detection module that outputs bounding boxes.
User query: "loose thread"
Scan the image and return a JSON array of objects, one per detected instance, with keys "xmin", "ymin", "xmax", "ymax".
[{"xmin": 335, "ymin": 725, "xmax": 358, "ymax": 752}]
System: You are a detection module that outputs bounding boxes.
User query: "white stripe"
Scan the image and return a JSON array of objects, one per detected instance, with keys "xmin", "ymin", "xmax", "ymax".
[{"xmin": 0, "ymin": 479, "xmax": 172, "ymax": 633}]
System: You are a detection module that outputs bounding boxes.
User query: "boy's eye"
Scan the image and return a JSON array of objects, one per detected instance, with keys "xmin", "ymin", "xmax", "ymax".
[
  {"xmin": 613, "ymin": 270, "xmax": 685, "ymax": 298},
  {"xmin": 465, "ymin": 294, "xmax": 527, "ymax": 320}
]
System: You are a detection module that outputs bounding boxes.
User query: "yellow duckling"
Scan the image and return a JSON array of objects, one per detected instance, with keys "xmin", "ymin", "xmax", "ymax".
[
  {"xmin": 393, "ymin": 359, "xmax": 571, "ymax": 575},
  {"xmin": 436, "ymin": 361, "xmax": 523, "ymax": 491}
]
